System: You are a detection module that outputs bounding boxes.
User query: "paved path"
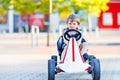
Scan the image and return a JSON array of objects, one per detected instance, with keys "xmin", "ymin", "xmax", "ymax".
[
  {"xmin": 0, "ymin": 54, "xmax": 120, "ymax": 80},
  {"xmin": 0, "ymin": 31, "xmax": 120, "ymax": 80},
  {"xmin": 0, "ymin": 45, "xmax": 120, "ymax": 80}
]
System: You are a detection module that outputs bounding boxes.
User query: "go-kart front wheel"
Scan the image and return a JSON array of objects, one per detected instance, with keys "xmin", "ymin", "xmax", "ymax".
[
  {"xmin": 88, "ymin": 55, "xmax": 96, "ymax": 74},
  {"xmin": 92, "ymin": 59, "xmax": 101, "ymax": 80},
  {"xmin": 48, "ymin": 59, "xmax": 55, "ymax": 80}
]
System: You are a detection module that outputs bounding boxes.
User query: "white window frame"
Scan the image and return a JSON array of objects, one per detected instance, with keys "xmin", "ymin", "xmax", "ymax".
[{"xmin": 117, "ymin": 12, "xmax": 120, "ymax": 25}]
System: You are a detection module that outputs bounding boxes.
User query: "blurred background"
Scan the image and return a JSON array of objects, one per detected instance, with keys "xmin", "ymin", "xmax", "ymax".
[{"xmin": 0, "ymin": 0, "xmax": 120, "ymax": 80}]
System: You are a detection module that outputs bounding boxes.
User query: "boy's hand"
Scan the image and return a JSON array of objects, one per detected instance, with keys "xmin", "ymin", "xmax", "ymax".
[{"xmin": 77, "ymin": 38, "xmax": 82, "ymax": 46}]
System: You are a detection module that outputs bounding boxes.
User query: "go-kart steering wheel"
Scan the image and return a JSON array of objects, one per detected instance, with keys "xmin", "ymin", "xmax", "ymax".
[{"xmin": 63, "ymin": 29, "xmax": 82, "ymax": 41}]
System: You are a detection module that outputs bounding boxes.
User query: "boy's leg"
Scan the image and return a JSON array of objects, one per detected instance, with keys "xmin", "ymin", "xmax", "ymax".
[
  {"xmin": 79, "ymin": 43, "xmax": 88, "ymax": 61},
  {"xmin": 83, "ymin": 53, "xmax": 89, "ymax": 61},
  {"xmin": 60, "ymin": 46, "xmax": 68, "ymax": 62}
]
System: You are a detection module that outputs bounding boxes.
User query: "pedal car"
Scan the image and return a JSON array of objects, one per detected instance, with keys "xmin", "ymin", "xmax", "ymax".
[{"xmin": 48, "ymin": 29, "xmax": 101, "ymax": 80}]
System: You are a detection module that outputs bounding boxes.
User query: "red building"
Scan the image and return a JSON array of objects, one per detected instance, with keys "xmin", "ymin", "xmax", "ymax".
[{"xmin": 98, "ymin": 0, "xmax": 120, "ymax": 29}]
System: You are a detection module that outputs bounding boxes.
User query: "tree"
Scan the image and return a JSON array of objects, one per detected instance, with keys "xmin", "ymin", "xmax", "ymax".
[
  {"xmin": 0, "ymin": 0, "xmax": 10, "ymax": 14},
  {"xmin": 52, "ymin": 0, "xmax": 110, "ymax": 31},
  {"xmin": 0, "ymin": 0, "xmax": 51, "ymax": 46},
  {"xmin": 0, "ymin": 0, "xmax": 110, "ymax": 17},
  {"xmin": 78, "ymin": 0, "xmax": 110, "ymax": 31},
  {"xmin": 0, "ymin": 0, "xmax": 110, "ymax": 45},
  {"xmin": 0, "ymin": 0, "xmax": 49, "ymax": 15}
]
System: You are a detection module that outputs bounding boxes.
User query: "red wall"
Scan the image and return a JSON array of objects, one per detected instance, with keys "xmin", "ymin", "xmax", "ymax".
[{"xmin": 98, "ymin": 3, "xmax": 120, "ymax": 29}]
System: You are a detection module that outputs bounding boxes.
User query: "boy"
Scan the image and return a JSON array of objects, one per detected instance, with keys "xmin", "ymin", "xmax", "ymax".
[{"xmin": 57, "ymin": 14, "xmax": 88, "ymax": 61}]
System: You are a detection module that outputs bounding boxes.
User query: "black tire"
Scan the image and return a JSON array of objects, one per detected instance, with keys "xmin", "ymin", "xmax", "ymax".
[
  {"xmin": 48, "ymin": 59, "xmax": 55, "ymax": 80},
  {"xmin": 92, "ymin": 59, "xmax": 101, "ymax": 80},
  {"xmin": 51, "ymin": 55, "xmax": 57, "ymax": 66},
  {"xmin": 88, "ymin": 55, "xmax": 96, "ymax": 74}
]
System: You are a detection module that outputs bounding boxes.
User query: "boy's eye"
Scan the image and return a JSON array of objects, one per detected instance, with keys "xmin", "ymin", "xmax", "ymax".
[
  {"xmin": 69, "ymin": 23, "xmax": 71, "ymax": 25},
  {"xmin": 73, "ymin": 23, "xmax": 77, "ymax": 25},
  {"xmin": 73, "ymin": 23, "xmax": 76, "ymax": 25}
]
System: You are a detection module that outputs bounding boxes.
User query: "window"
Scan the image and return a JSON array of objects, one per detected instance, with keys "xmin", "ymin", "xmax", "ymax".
[
  {"xmin": 117, "ymin": 12, "xmax": 120, "ymax": 25},
  {"xmin": 103, "ymin": 12, "xmax": 113, "ymax": 25}
]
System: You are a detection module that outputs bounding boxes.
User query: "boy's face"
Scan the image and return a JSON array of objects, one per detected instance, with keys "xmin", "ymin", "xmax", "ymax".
[{"xmin": 67, "ymin": 19, "xmax": 79, "ymax": 29}]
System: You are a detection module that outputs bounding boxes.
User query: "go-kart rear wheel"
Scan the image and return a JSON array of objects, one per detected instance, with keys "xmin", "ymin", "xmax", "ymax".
[
  {"xmin": 51, "ymin": 55, "xmax": 57, "ymax": 66},
  {"xmin": 48, "ymin": 59, "xmax": 55, "ymax": 80},
  {"xmin": 92, "ymin": 59, "xmax": 101, "ymax": 80}
]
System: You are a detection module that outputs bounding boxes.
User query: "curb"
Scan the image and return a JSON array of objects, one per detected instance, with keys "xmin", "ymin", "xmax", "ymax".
[{"xmin": 88, "ymin": 43, "xmax": 120, "ymax": 46}]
